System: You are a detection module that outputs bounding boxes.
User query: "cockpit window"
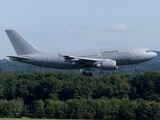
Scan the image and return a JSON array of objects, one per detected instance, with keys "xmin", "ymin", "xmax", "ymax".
[{"xmin": 146, "ymin": 50, "xmax": 151, "ymax": 52}]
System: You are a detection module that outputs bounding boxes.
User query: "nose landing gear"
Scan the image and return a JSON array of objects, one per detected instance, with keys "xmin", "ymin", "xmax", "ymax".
[{"xmin": 134, "ymin": 64, "xmax": 139, "ymax": 72}]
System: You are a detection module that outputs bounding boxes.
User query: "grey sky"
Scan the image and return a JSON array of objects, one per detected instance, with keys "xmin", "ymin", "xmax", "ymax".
[{"xmin": 1, "ymin": 0, "xmax": 160, "ymax": 58}]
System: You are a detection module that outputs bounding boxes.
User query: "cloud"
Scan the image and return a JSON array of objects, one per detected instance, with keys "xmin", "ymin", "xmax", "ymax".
[
  {"xmin": 111, "ymin": 24, "xmax": 129, "ymax": 31},
  {"xmin": 104, "ymin": 24, "xmax": 129, "ymax": 32},
  {"xmin": 68, "ymin": 23, "xmax": 93, "ymax": 29}
]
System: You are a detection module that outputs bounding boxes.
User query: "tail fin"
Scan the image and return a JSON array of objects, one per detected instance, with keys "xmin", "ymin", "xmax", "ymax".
[{"xmin": 5, "ymin": 30, "xmax": 42, "ymax": 55}]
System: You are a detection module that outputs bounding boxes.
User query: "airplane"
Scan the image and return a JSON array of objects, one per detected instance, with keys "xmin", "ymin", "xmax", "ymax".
[{"xmin": 5, "ymin": 30, "xmax": 157, "ymax": 76}]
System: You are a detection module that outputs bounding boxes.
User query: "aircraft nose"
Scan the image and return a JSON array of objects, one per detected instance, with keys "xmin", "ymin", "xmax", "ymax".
[{"xmin": 151, "ymin": 52, "xmax": 157, "ymax": 58}]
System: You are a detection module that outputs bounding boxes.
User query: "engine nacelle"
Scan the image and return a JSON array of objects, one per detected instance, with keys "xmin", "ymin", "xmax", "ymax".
[{"xmin": 95, "ymin": 59, "xmax": 118, "ymax": 70}]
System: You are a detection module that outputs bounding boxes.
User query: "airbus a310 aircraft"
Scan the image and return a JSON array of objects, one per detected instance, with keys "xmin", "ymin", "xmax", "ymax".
[{"xmin": 5, "ymin": 30, "xmax": 157, "ymax": 76}]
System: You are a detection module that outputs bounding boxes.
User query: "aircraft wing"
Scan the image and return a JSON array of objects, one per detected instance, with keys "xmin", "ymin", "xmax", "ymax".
[
  {"xmin": 7, "ymin": 56, "xmax": 31, "ymax": 61},
  {"xmin": 59, "ymin": 54, "xmax": 103, "ymax": 66}
]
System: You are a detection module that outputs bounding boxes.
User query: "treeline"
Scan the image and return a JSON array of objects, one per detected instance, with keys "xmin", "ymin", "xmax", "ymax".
[
  {"xmin": 1, "ymin": 98, "xmax": 160, "ymax": 119},
  {"xmin": 0, "ymin": 71, "xmax": 160, "ymax": 119}
]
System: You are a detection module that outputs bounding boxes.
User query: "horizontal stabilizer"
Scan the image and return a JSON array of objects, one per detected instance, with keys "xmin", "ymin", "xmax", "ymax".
[{"xmin": 7, "ymin": 56, "xmax": 31, "ymax": 61}]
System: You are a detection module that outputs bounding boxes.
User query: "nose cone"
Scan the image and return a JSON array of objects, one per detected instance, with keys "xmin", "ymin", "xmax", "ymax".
[
  {"xmin": 152, "ymin": 52, "xmax": 157, "ymax": 57},
  {"xmin": 138, "ymin": 49, "xmax": 157, "ymax": 62},
  {"xmin": 150, "ymin": 52, "xmax": 157, "ymax": 58}
]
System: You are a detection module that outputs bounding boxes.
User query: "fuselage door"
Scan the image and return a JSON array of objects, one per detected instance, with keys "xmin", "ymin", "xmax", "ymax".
[{"xmin": 135, "ymin": 49, "xmax": 141, "ymax": 57}]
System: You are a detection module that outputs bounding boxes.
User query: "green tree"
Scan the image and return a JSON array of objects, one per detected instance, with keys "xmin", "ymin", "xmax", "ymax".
[
  {"xmin": 44, "ymin": 99, "xmax": 65, "ymax": 119},
  {"xmin": 118, "ymin": 98, "xmax": 137, "ymax": 120},
  {"xmin": 65, "ymin": 98, "xmax": 83, "ymax": 119},
  {"xmin": 95, "ymin": 99, "xmax": 120, "ymax": 120},
  {"xmin": 30, "ymin": 100, "xmax": 45, "ymax": 118},
  {"xmin": 94, "ymin": 74, "xmax": 130, "ymax": 99},
  {"xmin": 130, "ymin": 71, "xmax": 160, "ymax": 101},
  {"xmin": 81, "ymin": 99, "xmax": 97, "ymax": 119},
  {"xmin": 3, "ymin": 74, "xmax": 17, "ymax": 100},
  {"xmin": 136, "ymin": 99, "xmax": 151, "ymax": 120},
  {"xmin": 34, "ymin": 77, "xmax": 62, "ymax": 100},
  {"xmin": 0, "ymin": 99, "xmax": 23, "ymax": 118},
  {"xmin": 149, "ymin": 101, "xmax": 160, "ymax": 120}
]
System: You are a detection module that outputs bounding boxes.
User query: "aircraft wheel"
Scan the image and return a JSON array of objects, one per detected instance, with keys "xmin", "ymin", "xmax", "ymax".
[
  {"xmin": 82, "ymin": 71, "xmax": 93, "ymax": 76},
  {"xmin": 135, "ymin": 69, "xmax": 138, "ymax": 72},
  {"xmin": 82, "ymin": 71, "xmax": 87, "ymax": 76},
  {"xmin": 87, "ymin": 72, "xmax": 93, "ymax": 76}
]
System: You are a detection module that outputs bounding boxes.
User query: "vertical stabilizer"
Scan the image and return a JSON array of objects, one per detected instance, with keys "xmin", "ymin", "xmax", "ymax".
[{"xmin": 5, "ymin": 30, "xmax": 41, "ymax": 55}]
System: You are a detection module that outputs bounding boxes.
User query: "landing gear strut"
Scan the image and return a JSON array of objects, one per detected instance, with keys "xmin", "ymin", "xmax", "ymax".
[
  {"xmin": 134, "ymin": 64, "xmax": 139, "ymax": 72},
  {"xmin": 80, "ymin": 68, "xmax": 93, "ymax": 76}
]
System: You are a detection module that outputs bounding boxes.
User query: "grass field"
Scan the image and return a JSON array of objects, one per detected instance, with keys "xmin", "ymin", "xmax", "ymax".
[
  {"xmin": 0, "ymin": 119, "xmax": 47, "ymax": 120},
  {"xmin": 0, "ymin": 119, "xmax": 62, "ymax": 120}
]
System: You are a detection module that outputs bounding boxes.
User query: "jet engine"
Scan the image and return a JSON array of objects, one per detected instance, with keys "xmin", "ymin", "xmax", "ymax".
[{"xmin": 95, "ymin": 59, "xmax": 118, "ymax": 70}]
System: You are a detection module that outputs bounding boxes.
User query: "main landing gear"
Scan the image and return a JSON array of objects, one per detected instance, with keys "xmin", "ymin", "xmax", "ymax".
[
  {"xmin": 82, "ymin": 71, "xmax": 93, "ymax": 76},
  {"xmin": 80, "ymin": 69, "xmax": 93, "ymax": 76}
]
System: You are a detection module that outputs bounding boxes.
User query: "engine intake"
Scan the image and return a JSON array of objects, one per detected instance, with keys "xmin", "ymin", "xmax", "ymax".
[{"xmin": 96, "ymin": 59, "xmax": 118, "ymax": 70}]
